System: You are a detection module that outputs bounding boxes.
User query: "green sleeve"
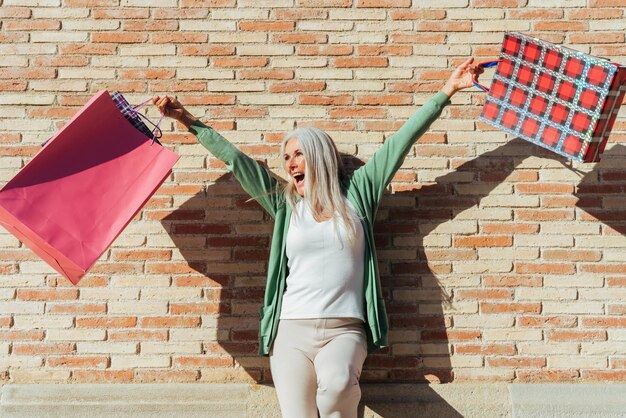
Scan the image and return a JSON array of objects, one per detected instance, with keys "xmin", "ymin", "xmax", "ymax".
[
  {"xmin": 189, "ymin": 120, "xmax": 282, "ymax": 217},
  {"xmin": 350, "ymin": 91, "xmax": 451, "ymax": 213}
]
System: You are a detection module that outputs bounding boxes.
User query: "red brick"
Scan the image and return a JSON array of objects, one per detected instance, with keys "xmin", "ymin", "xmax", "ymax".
[
  {"xmin": 0, "ymin": 68, "xmax": 56, "ymax": 79},
  {"xmin": 516, "ymin": 184, "xmax": 574, "ymax": 194},
  {"xmin": 547, "ymin": 330, "xmax": 607, "ymax": 341},
  {"xmin": 0, "ymin": 7, "xmax": 32, "ymax": 18},
  {"xmin": 582, "ymin": 370, "xmax": 626, "ymax": 381},
  {"xmin": 454, "ymin": 236, "xmax": 512, "ymax": 248},
  {"xmin": 33, "ymin": 55, "xmax": 88, "ymax": 67},
  {"xmin": 28, "ymin": 107, "xmax": 81, "ymax": 119},
  {"xmin": 517, "ymin": 370, "xmax": 579, "ymax": 383},
  {"xmin": 173, "ymin": 276, "xmax": 229, "ymax": 287},
  {"xmin": 482, "ymin": 223, "xmax": 539, "ymax": 234},
  {"xmin": 570, "ymin": 32, "xmax": 624, "ymax": 44},
  {"xmin": 60, "ymin": 44, "xmax": 117, "ymax": 55},
  {"xmin": 581, "ymin": 264, "xmax": 626, "ymax": 274},
  {"xmin": 0, "ymin": 330, "xmax": 44, "ymax": 341},
  {"xmin": 0, "ymin": 146, "xmax": 40, "ymax": 157},
  {"xmin": 457, "ymin": 289, "xmax": 513, "ymax": 300},
  {"xmin": 542, "ymin": 196, "xmax": 580, "ymax": 208},
  {"xmin": 123, "ymin": 20, "xmax": 178, "ymax": 32},
  {"xmin": 17, "ymin": 289, "xmax": 78, "ymax": 301},
  {"xmin": 357, "ymin": 0, "xmax": 410, "ymax": 6},
  {"xmin": 4, "ymin": 20, "xmax": 60, "ymax": 30},
  {"xmin": 569, "ymin": 8, "xmax": 623, "ymax": 19},
  {"xmin": 543, "ymin": 250, "xmax": 602, "ymax": 262},
  {"xmin": 48, "ymin": 356, "xmax": 108, "ymax": 368},
  {"xmin": 390, "ymin": 10, "xmax": 446, "ymax": 20},
  {"xmin": 0, "ymin": 81, "xmax": 26, "ymax": 91},
  {"xmin": 74, "ymin": 370, "xmax": 133, "ymax": 383},
  {"xmin": 582, "ymin": 317, "xmax": 626, "ymax": 328},
  {"xmin": 92, "ymin": 33, "xmax": 148, "ymax": 43},
  {"xmin": 275, "ymin": 9, "xmax": 328, "ymax": 19},
  {"xmin": 415, "ymin": 21, "xmax": 472, "ymax": 32},
  {"xmin": 488, "ymin": 357, "xmax": 546, "ymax": 368},
  {"xmin": 534, "ymin": 21, "xmax": 588, "ymax": 31},
  {"xmin": 608, "ymin": 277, "xmax": 626, "ymax": 287},
  {"xmin": 145, "ymin": 262, "xmax": 199, "ymax": 275},
  {"xmin": 509, "ymin": 9, "xmax": 563, "ymax": 19},
  {"xmin": 519, "ymin": 316, "xmax": 577, "ymax": 328},
  {"xmin": 481, "ymin": 303, "xmax": 541, "ymax": 314},
  {"xmin": 298, "ymin": 0, "xmax": 351, "ymax": 6},
  {"xmin": 455, "ymin": 344, "xmax": 516, "ymax": 355},
  {"xmin": 13, "ymin": 343, "xmax": 75, "ymax": 355},
  {"xmin": 516, "ymin": 209, "xmax": 574, "ymax": 221},
  {"xmin": 173, "ymin": 356, "xmax": 234, "ymax": 367}
]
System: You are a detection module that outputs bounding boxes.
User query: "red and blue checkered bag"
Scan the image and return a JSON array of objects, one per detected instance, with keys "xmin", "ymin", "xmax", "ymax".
[{"xmin": 479, "ymin": 32, "xmax": 626, "ymax": 162}]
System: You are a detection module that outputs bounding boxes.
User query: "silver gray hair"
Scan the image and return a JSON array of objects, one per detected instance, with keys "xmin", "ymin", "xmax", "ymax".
[{"xmin": 281, "ymin": 127, "xmax": 356, "ymax": 244}]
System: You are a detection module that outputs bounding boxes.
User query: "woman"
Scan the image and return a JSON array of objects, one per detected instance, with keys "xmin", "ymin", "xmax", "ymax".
[{"xmin": 154, "ymin": 58, "xmax": 481, "ymax": 418}]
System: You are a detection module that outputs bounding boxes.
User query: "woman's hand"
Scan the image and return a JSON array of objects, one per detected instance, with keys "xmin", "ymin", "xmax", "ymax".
[
  {"xmin": 441, "ymin": 58, "xmax": 484, "ymax": 98},
  {"xmin": 152, "ymin": 95, "xmax": 198, "ymax": 129}
]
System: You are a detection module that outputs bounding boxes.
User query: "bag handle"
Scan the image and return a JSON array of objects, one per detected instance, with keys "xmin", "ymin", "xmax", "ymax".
[
  {"xmin": 473, "ymin": 60, "xmax": 500, "ymax": 92},
  {"xmin": 132, "ymin": 97, "xmax": 165, "ymax": 142}
]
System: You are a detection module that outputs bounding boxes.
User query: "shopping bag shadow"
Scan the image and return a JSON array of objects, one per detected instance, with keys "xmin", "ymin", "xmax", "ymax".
[
  {"xmin": 574, "ymin": 143, "xmax": 626, "ymax": 236},
  {"xmin": 161, "ymin": 170, "xmax": 275, "ymax": 383}
]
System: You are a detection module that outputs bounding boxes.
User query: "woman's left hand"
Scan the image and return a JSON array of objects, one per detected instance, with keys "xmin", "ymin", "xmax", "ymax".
[{"xmin": 442, "ymin": 58, "xmax": 484, "ymax": 97}]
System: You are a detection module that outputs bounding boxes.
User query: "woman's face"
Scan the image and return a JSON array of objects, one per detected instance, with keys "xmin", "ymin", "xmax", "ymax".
[{"xmin": 284, "ymin": 137, "xmax": 306, "ymax": 197}]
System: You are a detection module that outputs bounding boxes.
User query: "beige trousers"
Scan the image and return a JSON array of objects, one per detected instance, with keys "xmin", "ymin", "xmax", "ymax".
[{"xmin": 269, "ymin": 318, "xmax": 368, "ymax": 418}]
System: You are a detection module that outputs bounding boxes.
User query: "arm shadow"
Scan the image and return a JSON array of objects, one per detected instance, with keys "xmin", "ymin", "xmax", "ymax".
[
  {"xmin": 161, "ymin": 138, "xmax": 536, "ymax": 416},
  {"xmin": 574, "ymin": 144, "xmax": 626, "ymax": 236}
]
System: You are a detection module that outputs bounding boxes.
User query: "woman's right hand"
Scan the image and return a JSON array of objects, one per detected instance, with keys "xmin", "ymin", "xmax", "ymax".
[{"xmin": 152, "ymin": 95, "xmax": 198, "ymax": 129}]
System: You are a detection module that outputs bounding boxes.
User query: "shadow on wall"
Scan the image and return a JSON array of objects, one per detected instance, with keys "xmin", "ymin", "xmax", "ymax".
[
  {"xmin": 161, "ymin": 137, "xmax": 534, "ymax": 416},
  {"xmin": 575, "ymin": 143, "xmax": 626, "ymax": 236}
]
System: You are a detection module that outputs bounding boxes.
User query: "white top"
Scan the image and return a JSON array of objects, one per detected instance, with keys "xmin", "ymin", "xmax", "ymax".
[{"xmin": 280, "ymin": 198, "xmax": 366, "ymax": 321}]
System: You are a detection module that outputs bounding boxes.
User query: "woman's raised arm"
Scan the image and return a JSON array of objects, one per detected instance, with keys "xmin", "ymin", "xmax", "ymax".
[{"xmin": 153, "ymin": 96, "xmax": 283, "ymax": 217}]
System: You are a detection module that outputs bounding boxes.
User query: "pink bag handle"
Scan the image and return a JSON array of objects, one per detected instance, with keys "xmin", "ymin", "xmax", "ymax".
[{"xmin": 132, "ymin": 98, "xmax": 165, "ymax": 142}]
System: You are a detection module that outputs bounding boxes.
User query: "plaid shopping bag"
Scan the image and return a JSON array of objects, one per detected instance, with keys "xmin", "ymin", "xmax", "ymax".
[
  {"xmin": 0, "ymin": 90, "xmax": 179, "ymax": 284},
  {"xmin": 479, "ymin": 32, "xmax": 626, "ymax": 162}
]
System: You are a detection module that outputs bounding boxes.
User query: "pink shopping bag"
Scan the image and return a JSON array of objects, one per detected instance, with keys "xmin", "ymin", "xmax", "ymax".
[{"xmin": 0, "ymin": 90, "xmax": 179, "ymax": 284}]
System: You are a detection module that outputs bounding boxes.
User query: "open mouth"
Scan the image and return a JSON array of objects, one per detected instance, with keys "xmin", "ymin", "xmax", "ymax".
[{"xmin": 293, "ymin": 173, "xmax": 305, "ymax": 187}]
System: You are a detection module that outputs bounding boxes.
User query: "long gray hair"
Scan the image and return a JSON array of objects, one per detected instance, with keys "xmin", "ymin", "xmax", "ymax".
[{"xmin": 281, "ymin": 127, "xmax": 357, "ymax": 243}]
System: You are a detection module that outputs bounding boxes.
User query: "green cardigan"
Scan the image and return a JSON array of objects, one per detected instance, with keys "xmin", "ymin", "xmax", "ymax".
[{"xmin": 189, "ymin": 91, "xmax": 451, "ymax": 356}]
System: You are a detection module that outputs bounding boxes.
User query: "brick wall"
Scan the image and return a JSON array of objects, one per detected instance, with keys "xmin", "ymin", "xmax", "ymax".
[{"xmin": 1, "ymin": 1, "xmax": 625, "ymax": 385}]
